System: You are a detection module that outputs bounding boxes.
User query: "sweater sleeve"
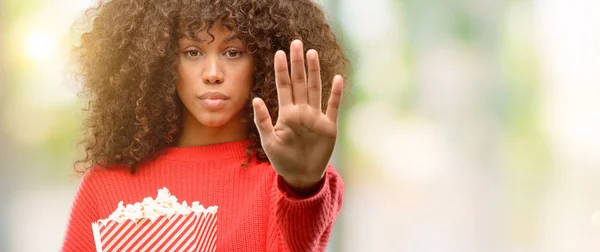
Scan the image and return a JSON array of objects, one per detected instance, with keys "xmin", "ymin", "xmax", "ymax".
[
  {"xmin": 268, "ymin": 164, "xmax": 344, "ymax": 252},
  {"xmin": 61, "ymin": 172, "xmax": 100, "ymax": 252}
]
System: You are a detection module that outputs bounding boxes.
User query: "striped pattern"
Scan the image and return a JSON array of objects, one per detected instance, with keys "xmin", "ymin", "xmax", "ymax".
[{"xmin": 91, "ymin": 212, "xmax": 217, "ymax": 252}]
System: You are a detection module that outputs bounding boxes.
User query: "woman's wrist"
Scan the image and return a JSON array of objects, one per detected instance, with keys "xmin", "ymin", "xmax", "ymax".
[{"xmin": 281, "ymin": 173, "xmax": 325, "ymax": 198}]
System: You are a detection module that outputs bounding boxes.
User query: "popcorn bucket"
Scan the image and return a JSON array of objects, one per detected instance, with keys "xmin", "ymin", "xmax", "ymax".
[{"xmin": 91, "ymin": 188, "xmax": 217, "ymax": 252}]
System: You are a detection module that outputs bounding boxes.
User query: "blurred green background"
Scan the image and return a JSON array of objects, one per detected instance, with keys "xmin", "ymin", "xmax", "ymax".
[{"xmin": 2, "ymin": 0, "xmax": 600, "ymax": 251}]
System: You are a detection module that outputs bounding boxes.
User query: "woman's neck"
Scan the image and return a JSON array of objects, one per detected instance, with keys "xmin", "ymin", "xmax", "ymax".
[{"xmin": 176, "ymin": 109, "xmax": 249, "ymax": 147}]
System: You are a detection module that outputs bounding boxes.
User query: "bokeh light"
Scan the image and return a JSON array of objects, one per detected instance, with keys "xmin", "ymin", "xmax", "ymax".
[{"xmin": 23, "ymin": 30, "xmax": 56, "ymax": 62}]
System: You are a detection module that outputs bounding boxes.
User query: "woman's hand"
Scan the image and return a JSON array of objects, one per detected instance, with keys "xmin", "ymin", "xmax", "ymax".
[{"xmin": 252, "ymin": 39, "xmax": 344, "ymax": 194}]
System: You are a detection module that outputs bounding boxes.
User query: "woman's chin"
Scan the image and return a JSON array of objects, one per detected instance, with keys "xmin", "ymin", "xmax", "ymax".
[{"xmin": 197, "ymin": 117, "xmax": 229, "ymax": 128}]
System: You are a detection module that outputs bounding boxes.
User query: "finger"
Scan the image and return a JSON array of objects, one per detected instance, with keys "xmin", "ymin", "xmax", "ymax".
[
  {"xmin": 306, "ymin": 49, "xmax": 322, "ymax": 111},
  {"xmin": 274, "ymin": 50, "xmax": 293, "ymax": 107},
  {"xmin": 290, "ymin": 40, "xmax": 307, "ymax": 104},
  {"xmin": 325, "ymin": 75, "xmax": 344, "ymax": 122},
  {"xmin": 252, "ymin": 98, "xmax": 274, "ymax": 140}
]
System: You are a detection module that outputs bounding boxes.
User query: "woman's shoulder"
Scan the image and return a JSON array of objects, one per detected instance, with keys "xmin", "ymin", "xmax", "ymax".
[
  {"xmin": 79, "ymin": 164, "xmax": 133, "ymax": 186},
  {"xmin": 73, "ymin": 164, "xmax": 143, "ymax": 204}
]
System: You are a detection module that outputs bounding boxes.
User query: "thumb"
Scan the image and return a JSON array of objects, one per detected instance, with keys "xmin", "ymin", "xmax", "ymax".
[{"xmin": 252, "ymin": 98, "xmax": 274, "ymax": 140}]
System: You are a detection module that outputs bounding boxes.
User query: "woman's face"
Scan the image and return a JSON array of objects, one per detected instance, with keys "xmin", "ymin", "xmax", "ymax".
[{"xmin": 176, "ymin": 23, "xmax": 254, "ymax": 128}]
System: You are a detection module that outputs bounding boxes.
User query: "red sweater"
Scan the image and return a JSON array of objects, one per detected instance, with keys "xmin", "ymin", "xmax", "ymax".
[{"xmin": 61, "ymin": 140, "xmax": 344, "ymax": 252}]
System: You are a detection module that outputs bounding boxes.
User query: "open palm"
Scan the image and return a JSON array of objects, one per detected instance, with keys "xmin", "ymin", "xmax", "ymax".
[{"xmin": 252, "ymin": 40, "xmax": 344, "ymax": 190}]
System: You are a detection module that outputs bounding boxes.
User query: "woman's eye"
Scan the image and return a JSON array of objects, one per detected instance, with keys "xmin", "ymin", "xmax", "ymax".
[
  {"xmin": 225, "ymin": 50, "xmax": 242, "ymax": 58},
  {"xmin": 186, "ymin": 50, "xmax": 201, "ymax": 57}
]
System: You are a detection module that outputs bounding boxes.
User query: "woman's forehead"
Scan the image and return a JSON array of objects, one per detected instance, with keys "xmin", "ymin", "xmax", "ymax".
[{"xmin": 179, "ymin": 21, "xmax": 241, "ymax": 43}]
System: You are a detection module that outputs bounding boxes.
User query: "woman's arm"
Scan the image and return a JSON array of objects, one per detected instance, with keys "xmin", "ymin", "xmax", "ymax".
[
  {"xmin": 268, "ymin": 164, "xmax": 344, "ymax": 252},
  {"xmin": 61, "ymin": 173, "xmax": 100, "ymax": 252}
]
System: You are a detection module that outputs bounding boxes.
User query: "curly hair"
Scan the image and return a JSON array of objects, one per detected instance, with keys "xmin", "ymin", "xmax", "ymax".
[{"xmin": 72, "ymin": 0, "xmax": 349, "ymax": 173}]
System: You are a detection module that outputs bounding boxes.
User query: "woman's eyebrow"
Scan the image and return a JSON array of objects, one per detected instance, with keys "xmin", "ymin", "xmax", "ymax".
[{"xmin": 179, "ymin": 34, "xmax": 241, "ymax": 45}]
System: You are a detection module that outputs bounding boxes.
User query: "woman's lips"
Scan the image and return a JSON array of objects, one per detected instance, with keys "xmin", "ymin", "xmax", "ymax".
[
  {"xmin": 199, "ymin": 92, "xmax": 229, "ymax": 100},
  {"xmin": 198, "ymin": 92, "xmax": 229, "ymax": 110}
]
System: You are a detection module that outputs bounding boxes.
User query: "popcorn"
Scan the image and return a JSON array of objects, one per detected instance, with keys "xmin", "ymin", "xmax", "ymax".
[{"xmin": 92, "ymin": 188, "xmax": 218, "ymax": 252}]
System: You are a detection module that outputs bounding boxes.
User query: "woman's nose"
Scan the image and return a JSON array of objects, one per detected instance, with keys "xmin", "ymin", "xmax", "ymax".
[{"xmin": 202, "ymin": 56, "xmax": 224, "ymax": 84}]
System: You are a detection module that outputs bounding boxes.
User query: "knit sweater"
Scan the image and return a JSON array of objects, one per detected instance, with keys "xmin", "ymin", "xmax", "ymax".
[{"xmin": 61, "ymin": 140, "xmax": 344, "ymax": 252}]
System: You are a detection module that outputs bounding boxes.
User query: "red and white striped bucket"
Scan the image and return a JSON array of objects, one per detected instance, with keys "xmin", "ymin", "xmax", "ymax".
[{"xmin": 91, "ymin": 211, "xmax": 217, "ymax": 252}]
